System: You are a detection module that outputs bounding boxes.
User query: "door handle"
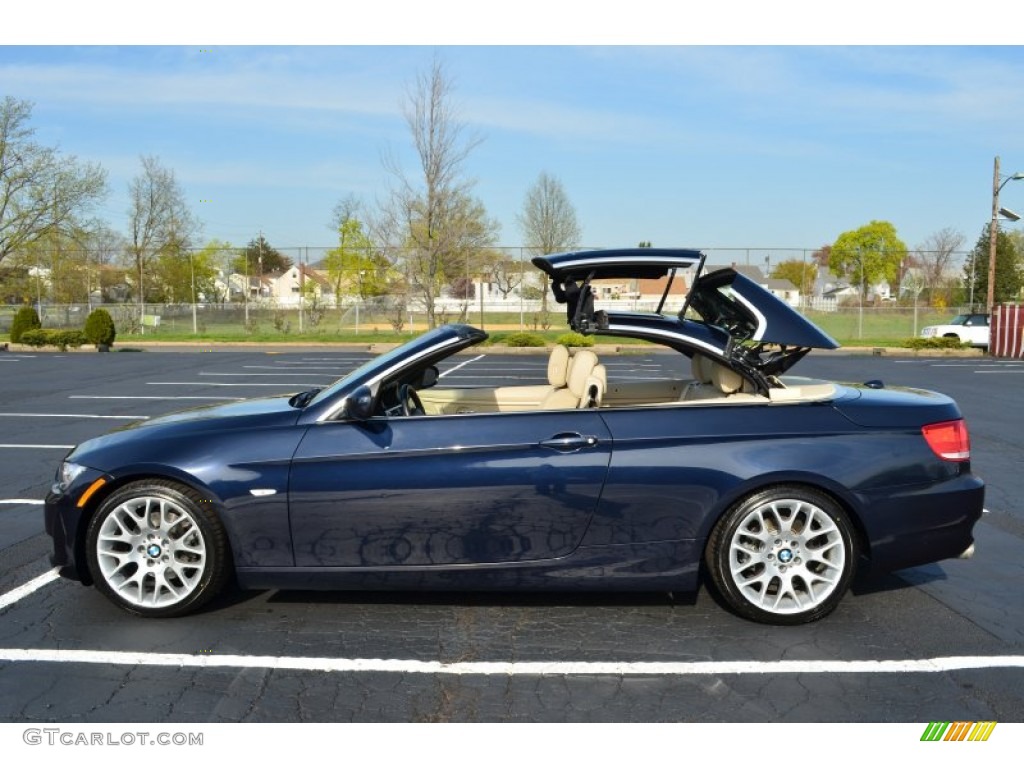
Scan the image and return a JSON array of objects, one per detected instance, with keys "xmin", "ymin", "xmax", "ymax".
[{"xmin": 540, "ymin": 433, "xmax": 599, "ymax": 452}]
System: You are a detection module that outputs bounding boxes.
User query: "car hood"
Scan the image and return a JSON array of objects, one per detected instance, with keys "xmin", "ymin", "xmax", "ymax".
[
  {"xmin": 533, "ymin": 248, "xmax": 838, "ymax": 380},
  {"xmin": 86, "ymin": 396, "xmax": 302, "ymax": 446},
  {"xmin": 141, "ymin": 395, "xmax": 302, "ymax": 427}
]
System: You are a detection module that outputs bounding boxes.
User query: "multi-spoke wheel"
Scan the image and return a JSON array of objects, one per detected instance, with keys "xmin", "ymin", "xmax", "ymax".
[
  {"xmin": 706, "ymin": 486, "xmax": 857, "ymax": 625},
  {"xmin": 85, "ymin": 480, "xmax": 230, "ymax": 617}
]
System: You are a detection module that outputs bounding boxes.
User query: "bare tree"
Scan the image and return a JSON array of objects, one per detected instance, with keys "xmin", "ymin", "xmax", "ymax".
[
  {"xmin": 0, "ymin": 96, "xmax": 107, "ymax": 267},
  {"xmin": 489, "ymin": 254, "xmax": 524, "ymax": 299},
  {"xmin": 518, "ymin": 172, "xmax": 581, "ymax": 254},
  {"xmin": 381, "ymin": 58, "xmax": 497, "ymax": 328},
  {"xmin": 125, "ymin": 156, "xmax": 198, "ymax": 319},
  {"xmin": 914, "ymin": 227, "xmax": 965, "ymax": 304},
  {"xmin": 517, "ymin": 171, "xmax": 581, "ymax": 310},
  {"xmin": 328, "ymin": 193, "xmax": 362, "ymax": 235}
]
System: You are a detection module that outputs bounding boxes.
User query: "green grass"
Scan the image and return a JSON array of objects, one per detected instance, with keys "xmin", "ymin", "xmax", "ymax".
[{"xmin": 1, "ymin": 305, "xmax": 963, "ymax": 348}]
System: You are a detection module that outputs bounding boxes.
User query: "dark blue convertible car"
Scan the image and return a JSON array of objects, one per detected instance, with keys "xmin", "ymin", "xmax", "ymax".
[{"xmin": 45, "ymin": 249, "xmax": 984, "ymax": 624}]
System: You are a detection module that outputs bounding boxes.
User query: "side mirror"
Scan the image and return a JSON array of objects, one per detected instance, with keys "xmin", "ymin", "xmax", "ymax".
[{"xmin": 344, "ymin": 385, "xmax": 375, "ymax": 421}]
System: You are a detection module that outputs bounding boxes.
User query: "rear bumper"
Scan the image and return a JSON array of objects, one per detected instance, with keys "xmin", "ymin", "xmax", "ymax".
[{"xmin": 858, "ymin": 472, "xmax": 984, "ymax": 572}]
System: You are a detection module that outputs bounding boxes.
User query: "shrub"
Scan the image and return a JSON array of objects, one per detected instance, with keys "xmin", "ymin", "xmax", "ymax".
[
  {"xmin": 904, "ymin": 336, "xmax": 968, "ymax": 350},
  {"xmin": 500, "ymin": 331, "xmax": 546, "ymax": 347},
  {"xmin": 19, "ymin": 329, "xmax": 86, "ymax": 351},
  {"xmin": 10, "ymin": 306, "xmax": 41, "ymax": 343},
  {"xmin": 84, "ymin": 308, "xmax": 116, "ymax": 347},
  {"xmin": 555, "ymin": 331, "xmax": 594, "ymax": 347}
]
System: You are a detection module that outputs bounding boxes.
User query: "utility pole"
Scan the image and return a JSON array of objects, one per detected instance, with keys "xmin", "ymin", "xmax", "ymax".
[{"xmin": 987, "ymin": 156, "xmax": 1000, "ymax": 315}]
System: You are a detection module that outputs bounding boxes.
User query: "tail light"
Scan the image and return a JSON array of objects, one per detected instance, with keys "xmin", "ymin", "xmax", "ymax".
[{"xmin": 922, "ymin": 419, "xmax": 970, "ymax": 462}]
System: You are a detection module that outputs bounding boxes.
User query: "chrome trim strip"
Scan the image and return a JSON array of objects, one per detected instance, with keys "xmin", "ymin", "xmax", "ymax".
[{"xmin": 604, "ymin": 323, "xmax": 725, "ymax": 357}]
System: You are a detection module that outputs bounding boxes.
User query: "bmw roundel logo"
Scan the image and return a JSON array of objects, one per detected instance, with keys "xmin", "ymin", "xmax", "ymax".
[
  {"xmin": 146, "ymin": 544, "xmax": 162, "ymax": 558},
  {"xmin": 778, "ymin": 549, "xmax": 793, "ymax": 564}
]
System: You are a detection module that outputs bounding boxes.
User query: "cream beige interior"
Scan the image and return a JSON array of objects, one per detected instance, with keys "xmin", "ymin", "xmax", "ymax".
[{"xmin": 418, "ymin": 348, "xmax": 836, "ymax": 415}]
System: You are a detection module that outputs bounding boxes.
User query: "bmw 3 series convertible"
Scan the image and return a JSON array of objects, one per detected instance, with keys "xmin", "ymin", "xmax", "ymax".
[{"xmin": 45, "ymin": 248, "xmax": 984, "ymax": 624}]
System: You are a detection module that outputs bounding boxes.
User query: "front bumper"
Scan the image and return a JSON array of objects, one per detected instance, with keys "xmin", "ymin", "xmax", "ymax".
[{"xmin": 44, "ymin": 467, "xmax": 111, "ymax": 585}]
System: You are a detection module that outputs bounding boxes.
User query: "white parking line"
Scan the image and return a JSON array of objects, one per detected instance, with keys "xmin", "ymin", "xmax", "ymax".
[
  {"xmin": 198, "ymin": 372, "xmax": 339, "ymax": 377},
  {"xmin": 0, "ymin": 572, "xmax": 1021, "ymax": 678},
  {"xmin": 147, "ymin": 382, "xmax": 319, "ymax": 387},
  {"xmin": 70, "ymin": 395, "xmax": 243, "ymax": 401},
  {"xmin": 0, "ymin": 569, "xmax": 60, "ymax": 612},
  {"xmin": 0, "ymin": 648, "xmax": 1021, "ymax": 676},
  {"xmin": 0, "ymin": 499, "xmax": 44, "ymax": 505},
  {"xmin": 437, "ymin": 354, "xmax": 485, "ymax": 379},
  {"xmin": 0, "ymin": 413, "xmax": 147, "ymax": 420},
  {"xmin": 0, "ymin": 444, "xmax": 73, "ymax": 449},
  {"xmin": 244, "ymin": 365, "xmax": 354, "ymax": 371}
]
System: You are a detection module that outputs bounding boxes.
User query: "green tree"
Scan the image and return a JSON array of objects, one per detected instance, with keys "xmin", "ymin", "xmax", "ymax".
[
  {"xmin": 963, "ymin": 224, "xmax": 1021, "ymax": 307},
  {"xmin": 0, "ymin": 97, "xmax": 108, "ymax": 268},
  {"xmin": 151, "ymin": 242, "xmax": 222, "ymax": 304},
  {"xmin": 323, "ymin": 216, "xmax": 382, "ymax": 300},
  {"xmin": 230, "ymin": 234, "xmax": 292, "ymax": 276},
  {"xmin": 770, "ymin": 259, "xmax": 817, "ymax": 296},
  {"xmin": 829, "ymin": 220, "xmax": 907, "ymax": 298}
]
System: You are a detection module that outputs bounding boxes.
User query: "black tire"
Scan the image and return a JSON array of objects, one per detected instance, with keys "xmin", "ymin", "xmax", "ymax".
[
  {"xmin": 85, "ymin": 480, "xmax": 231, "ymax": 618},
  {"xmin": 705, "ymin": 485, "xmax": 857, "ymax": 625}
]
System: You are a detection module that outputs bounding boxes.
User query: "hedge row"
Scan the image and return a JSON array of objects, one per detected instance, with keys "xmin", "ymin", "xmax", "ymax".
[
  {"xmin": 19, "ymin": 329, "xmax": 87, "ymax": 351},
  {"xmin": 8, "ymin": 307, "xmax": 116, "ymax": 350},
  {"xmin": 902, "ymin": 336, "xmax": 970, "ymax": 350}
]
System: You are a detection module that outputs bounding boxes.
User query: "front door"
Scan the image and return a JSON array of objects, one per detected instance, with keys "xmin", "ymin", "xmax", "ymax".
[{"xmin": 288, "ymin": 410, "xmax": 612, "ymax": 567}]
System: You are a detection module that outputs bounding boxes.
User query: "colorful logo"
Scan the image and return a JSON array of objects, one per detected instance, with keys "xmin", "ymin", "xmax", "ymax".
[{"xmin": 921, "ymin": 722, "xmax": 997, "ymax": 742}]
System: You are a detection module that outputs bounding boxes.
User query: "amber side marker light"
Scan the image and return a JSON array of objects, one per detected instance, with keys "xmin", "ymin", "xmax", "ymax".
[
  {"xmin": 76, "ymin": 478, "xmax": 108, "ymax": 508},
  {"xmin": 922, "ymin": 419, "xmax": 971, "ymax": 462}
]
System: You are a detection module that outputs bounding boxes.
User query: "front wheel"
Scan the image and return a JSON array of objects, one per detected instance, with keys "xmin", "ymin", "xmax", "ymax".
[
  {"xmin": 85, "ymin": 480, "xmax": 231, "ymax": 618},
  {"xmin": 705, "ymin": 486, "xmax": 857, "ymax": 625}
]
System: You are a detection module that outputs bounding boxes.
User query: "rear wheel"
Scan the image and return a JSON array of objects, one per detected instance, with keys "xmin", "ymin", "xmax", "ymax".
[
  {"xmin": 85, "ymin": 480, "xmax": 230, "ymax": 617},
  {"xmin": 706, "ymin": 486, "xmax": 856, "ymax": 624}
]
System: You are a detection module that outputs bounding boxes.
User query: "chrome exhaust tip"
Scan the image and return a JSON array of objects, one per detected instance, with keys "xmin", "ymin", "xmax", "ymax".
[{"xmin": 958, "ymin": 543, "xmax": 975, "ymax": 560}]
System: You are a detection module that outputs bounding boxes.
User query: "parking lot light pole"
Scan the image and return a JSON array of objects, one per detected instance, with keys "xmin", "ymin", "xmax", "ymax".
[{"xmin": 987, "ymin": 156, "xmax": 1024, "ymax": 314}]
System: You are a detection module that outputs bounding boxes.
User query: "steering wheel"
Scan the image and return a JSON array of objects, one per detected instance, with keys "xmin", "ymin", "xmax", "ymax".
[{"xmin": 398, "ymin": 384, "xmax": 425, "ymax": 416}]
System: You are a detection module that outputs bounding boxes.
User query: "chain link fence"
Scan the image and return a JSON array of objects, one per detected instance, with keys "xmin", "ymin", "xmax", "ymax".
[{"xmin": 0, "ymin": 245, "xmax": 981, "ymax": 343}]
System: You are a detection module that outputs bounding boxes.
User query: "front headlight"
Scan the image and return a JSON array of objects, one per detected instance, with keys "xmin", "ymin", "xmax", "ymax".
[{"xmin": 55, "ymin": 461, "xmax": 87, "ymax": 492}]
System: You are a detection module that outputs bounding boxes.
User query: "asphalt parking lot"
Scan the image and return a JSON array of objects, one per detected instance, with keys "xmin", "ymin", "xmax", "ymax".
[{"xmin": 0, "ymin": 347, "xmax": 1022, "ymax": 722}]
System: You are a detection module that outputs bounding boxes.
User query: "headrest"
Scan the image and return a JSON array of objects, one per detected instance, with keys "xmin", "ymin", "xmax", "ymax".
[
  {"xmin": 547, "ymin": 344, "xmax": 571, "ymax": 387},
  {"xmin": 691, "ymin": 354, "xmax": 712, "ymax": 384},
  {"xmin": 566, "ymin": 349, "xmax": 599, "ymax": 395},
  {"xmin": 711, "ymin": 363, "xmax": 744, "ymax": 394}
]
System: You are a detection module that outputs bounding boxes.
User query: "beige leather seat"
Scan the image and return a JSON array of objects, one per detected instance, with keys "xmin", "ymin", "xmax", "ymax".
[
  {"xmin": 540, "ymin": 349, "xmax": 602, "ymax": 409},
  {"xmin": 684, "ymin": 353, "xmax": 747, "ymax": 399},
  {"xmin": 547, "ymin": 344, "xmax": 571, "ymax": 389}
]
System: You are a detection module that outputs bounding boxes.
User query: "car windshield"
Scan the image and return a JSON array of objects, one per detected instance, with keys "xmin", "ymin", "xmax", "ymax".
[
  {"xmin": 950, "ymin": 314, "xmax": 969, "ymax": 325},
  {"xmin": 304, "ymin": 326, "xmax": 484, "ymax": 408},
  {"xmin": 305, "ymin": 340, "xmax": 426, "ymax": 408}
]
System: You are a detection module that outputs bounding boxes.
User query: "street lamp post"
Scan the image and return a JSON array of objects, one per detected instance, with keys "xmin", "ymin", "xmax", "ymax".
[
  {"xmin": 189, "ymin": 250, "xmax": 197, "ymax": 334},
  {"xmin": 987, "ymin": 156, "xmax": 1024, "ymax": 315}
]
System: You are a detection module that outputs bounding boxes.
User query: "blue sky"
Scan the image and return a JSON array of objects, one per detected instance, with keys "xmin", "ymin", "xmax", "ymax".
[{"xmin": 4, "ymin": 24, "xmax": 1024, "ymax": 260}]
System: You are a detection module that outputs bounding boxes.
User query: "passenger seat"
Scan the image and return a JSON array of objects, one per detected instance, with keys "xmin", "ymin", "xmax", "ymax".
[{"xmin": 540, "ymin": 349, "xmax": 602, "ymax": 409}]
